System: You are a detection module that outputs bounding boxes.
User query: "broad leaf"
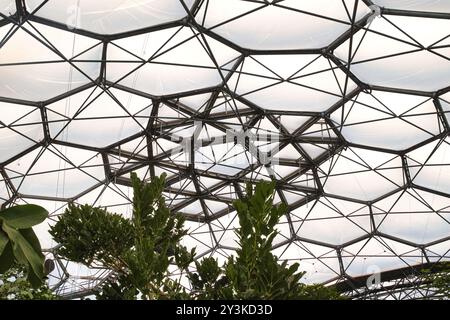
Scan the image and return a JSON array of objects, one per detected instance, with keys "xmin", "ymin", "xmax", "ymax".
[
  {"xmin": 0, "ymin": 229, "xmax": 8, "ymax": 254},
  {"xmin": 0, "ymin": 241, "xmax": 14, "ymax": 273},
  {"xmin": 0, "ymin": 205, "xmax": 48, "ymax": 229},
  {"xmin": 26, "ymin": 265, "xmax": 43, "ymax": 289},
  {"xmin": 2, "ymin": 223, "xmax": 44, "ymax": 279},
  {"xmin": 19, "ymin": 228, "xmax": 44, "ymax": 260}
]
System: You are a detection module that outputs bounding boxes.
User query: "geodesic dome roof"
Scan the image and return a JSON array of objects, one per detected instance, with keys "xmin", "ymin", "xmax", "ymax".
[{"xmin": 0, "ymin": 0, "xmax": 449, "ymax": 298}]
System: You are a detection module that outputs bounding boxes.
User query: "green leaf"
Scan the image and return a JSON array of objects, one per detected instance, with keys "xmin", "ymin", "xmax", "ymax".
[
  {"xmin": 0, "ymin": 241, "xmax": 14, "ymax": 273},
  {"xmin": 2, "ymin": 223, "xmax": 44, "ymax": 279},
  {"xmin": 0, "ymin": 229, "xmax": 8, "ymax": 254},
  {"xmin": 19, "ymin": 228, "xmax": 44, "ymax": 260},
  {"xmin": 26, "ymin": 265, "xmax": 43, "ymax": 289},
  {"xmin": 0, "ymin": 205, "xmax": 48, "ymax": 229}
]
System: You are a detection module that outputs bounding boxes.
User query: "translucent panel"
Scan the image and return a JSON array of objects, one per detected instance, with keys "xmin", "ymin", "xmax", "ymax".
[
  {"xmin": 331, "ymin": 91, "xmax": 441, "ymax": 150},
  {"xmin": 335, "ymin": 16, "xmax": 450, "ymax": 91},
  {"xmin": 107, "ymin": 27, "xmax": 239, "ymax": 96},
  {"xmin": 374, "ymin": 189, "xmax": 450, "ymax": 244},
  {"xmin": 407, "ymin": 138, "xmax": 450, "ymax": 195},
  {"xmin": 0, "ymin": 0, "xmax": 14, "ymax": 15},
  {"xmin": 228, "ymin": 54, "xmax": 356, "ymax": 112},
  {"xmin": 196, "ymin": 0, "xmax": 371, "ymax": 50},
  {"xmin": 319, "ymin": 148, "xmax": 404, "ymax": 201},
  {"xmin": 0, "ymin": 23, "xmax": 101, "ymax": 101},
  {"xmin": 0, "ymin": 179, "xmax": 11, "ymax": 205},
  {"xmin": 342, "ymin": 237, "xmax": 417, "ymax": 276},
  {"xmin": 291, "ymin": 197, "xmax": 371, "ymax": 245},
  {"xmin": 373, "ymin": 0, "xmax": 450, "ymax": 13},
  {"xmin": 25, "ymin": 0, "xmax": 194, "ymax": 34},
  {"xmin": 273, "ymin": 241, "xmax": 340, "ymax": 284},
  {"xmin": 5, "ymin": 145, "xmax": 105, "ymax": 198},
  {"xmin": 0, "ymin": 102, "xmax": 43, "ymax": 163},
  {"xmin": 47, "ymin": 87, "xmax": 151, "ymax": 147},
  {"xmin": 440, "ymin": 92, "xmax": 450, "ymax": 124}
]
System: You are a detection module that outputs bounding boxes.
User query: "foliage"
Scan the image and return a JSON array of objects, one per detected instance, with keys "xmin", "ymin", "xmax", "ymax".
[
  {"xmin": 51, "ymin": 173, "xmax": 195, "ymax": 300},
  {"xmin": 0, "ymin": 264, "xmax": 56, "ymax": 300},
  {"xmin": 51, "ymin": 175, "xmax": 341, "ymax": 300},
  {"xmin": 50, "ymin": 204, "xmax": 134, "ymax": 269},
  {"xmin": 189, "ymin": 181, "xmax": 342, "ymax": 300},
  {"xmin": 420, "ymin": 262, "xmax": 450, "ymax": 299},
  {"xmin": 0, "ymin": 204, "xmax": 48, "ymax": 288}
]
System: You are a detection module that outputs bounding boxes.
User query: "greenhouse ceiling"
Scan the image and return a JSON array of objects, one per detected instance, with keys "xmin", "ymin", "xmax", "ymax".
[{"xmin": 0, "ymin": 0, "xmax": 449, "ymax": 298}]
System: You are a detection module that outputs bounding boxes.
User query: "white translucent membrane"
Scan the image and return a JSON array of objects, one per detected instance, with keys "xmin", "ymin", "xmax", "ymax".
[
  {"xmin": 335, "ymin": 15, "xmax": 450, "ymax": 91},
  {"xmin": 228, "ymin": 54, "xmax": 356, "ymax": 112},
  {"xmin": 373, "ymin": 0, "xmax": 450, "ymax": 13},
  {"xmin": 0, "ymin": 102, "xmax": 43, "ymax": 162},
  {"xmin": 290, "ymin": 197, "xmax": 371, "ymax": 246},
  {"xmin": 4, "ymin": 145, "xmax": 105, "ymax": 198},
  {"xmin": 319, "ymin": 147, "xmax": 404, "ymax": 201},
  {"xmin": 25, "ymin": 0, "xmax": 195, "ymax": 34},
  {"xmin": 342, "ymin": 237, "xmax": 424, "ymax": 276},
  {"xmin": 0, "ymin": 179, "xmax": 10, "ymax": 205},
  {"xmin": 373, "ymin": 189, "xmax": 450, "ymax": 244},
  {"xmin": 407, "ymin": 138, "xmax": 450, "ymax": 195},
  {"xmin": 440, "ymin": 92, "xmax": 450, "ymax": 124},
  {"xmin": 331, "ymin": 91, "xmax": 441, "ymax": 150},
  {"xmin": 273, "ymin": 241, "xmax": 341, "ymax": 284},
  {"xmin": 196, "ymin": 0, "xmax": 371, "ymax": 50},
  {"xmin": 0, "ymin": 0, "xmax": 15, "ymax": 15},
  {"xmin": 107, "ymin": 26, "xmax": 240, "ymax": 96},
  {"xmin": 46, "ymin": 87, "xmax": 151, "ymax": 148},
  {"xmin": 0, "ymin": 22, "xmax": 101, "ymax": 101}
]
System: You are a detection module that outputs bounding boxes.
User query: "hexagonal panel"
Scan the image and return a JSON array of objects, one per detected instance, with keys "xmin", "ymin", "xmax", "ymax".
[
  {"xmin": 107, "ymin": 26, "xmax": 240, "ymax": 96},
  {"xmin": 227, "ymin": 54, "xmax": 357, "ymax": 112},
  {"xmin": 25, "ymin": 0, "xmax": 195, "ymax": 34},
  {"xmin": 407, "ymin": 137, "xmax": 450, "ymax": 195},
  {"xmin": 372, "ymin": 0, "xmax": 450, "ymax": 13},
  {"xmin": 0, "ymin": 102, "xmax": 43, "ymax": 163},
  {"xmin": 46, "ymin": 86, "xmax": 151, "ymax": 148},
  {"xmin": 373, "ymin": 189, "xmax": 450, "ymax": 244},
  {"xmin": 331, "ymin": 91, "xmax": 442, "ymax": 150},
  {"xmin": 4, "ymin": 144, "xmax": 105, "ymax": 198},
  {"xmin": 335, "ymin": 14, "xmax": 450, "ymax": 91},
  {"xmin": 0, "ymin": 22, "xmax": 101, "ymax": 101},
  {"xmin": 195, "ymin": 0, "xmax": 371, "ymax": 50},
  {"xmin": 318, "ymin": 147, "xmax": 404, "ymax": 201},
  {"xmin": 291, "ymin": 196, "xmax": 372, "ymax": 245}
]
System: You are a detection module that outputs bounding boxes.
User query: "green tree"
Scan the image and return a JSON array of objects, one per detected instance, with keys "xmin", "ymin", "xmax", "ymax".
[
  {"xmin": 51, "ymin": 175, "xmax": 341, "ymax": 300},
  {"xmin": 50, "ymin": 173, "xmax": 194, "ymax": 300},
  {"xmin": 0, "ymin": 204, "xmax": 49, "ymax": 288},
  {"xmin": 190, "ymin": 181, "xmax": 342, "ymax": 300}
]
